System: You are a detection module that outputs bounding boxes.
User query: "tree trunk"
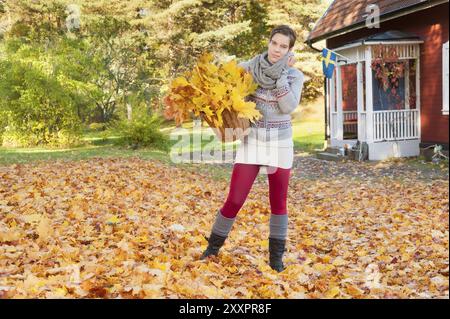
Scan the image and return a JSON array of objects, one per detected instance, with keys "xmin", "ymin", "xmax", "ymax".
[{"xmin": 127, "ymin": 102, "xmax": 132, "ymax": 121}]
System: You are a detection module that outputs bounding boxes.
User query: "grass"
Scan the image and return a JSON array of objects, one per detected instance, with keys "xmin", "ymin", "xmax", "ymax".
[
  {"xmin": 291, "ymin": 96, "xmax": 326, "ymax": 153},
  {"xmin": 1, "ymin": 97, "xmax": 447, "ymax": 182},
  {"xmin": 0, "ymin": 98, "xmax": 326, "ymax": 168}
]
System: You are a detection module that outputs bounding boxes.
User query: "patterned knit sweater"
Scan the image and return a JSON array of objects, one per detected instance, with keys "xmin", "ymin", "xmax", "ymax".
[{"xmin": 238, "ymin": 60, "xmax": 305, "ymax": 147}]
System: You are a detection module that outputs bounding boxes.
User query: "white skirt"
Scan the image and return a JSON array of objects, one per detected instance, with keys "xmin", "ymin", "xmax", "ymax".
[{"xmin": 234, "ymin": 140, "xmax": 294, "ymax": 171}]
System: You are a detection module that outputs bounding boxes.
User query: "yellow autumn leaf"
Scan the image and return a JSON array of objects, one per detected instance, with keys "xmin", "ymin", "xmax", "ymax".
[
  {"xmin": 345, "ymin": 284, "xmax": 364, "ymax": 297},
  {"xmin": 106, "ymin": 215, "xmax": 121, "ymax": 225},
  {"xmin": 303, "ymin": 238, "xmax": 315, "ymax": 246},
  {"xmin": 1, "ymin": 151, "xmax": 447, "ymax": 299},
  {"xmin": 210, "ymin": 83, "xmax": 227, "ymax": 100},
  {"xmin": 355, "ymin": 249, "xmax": 367, "ymax": 257},
  {"xmin": 260, "ymin": 239, "xmax": 269, "ymax": 249},
  {"xmin": 172, "ymin": 76, "xmax": 191, "ymax": 88},
  {"xmin": 332, "ymin": 257, "xmax": 348, "ymax": 266},
  {"xmin": 163, "ymin": 51, "xmax": 261, "ymax": 129},
  {"xmin": 325, "ymin": 287, "xmax": 341, "ymax": 298},
  {"xmin": 201, "ymin": 105, "xmax": 214, "ymax": 118},
  {"xmin": 37, "ymin": 215, "xmax": 52, "ymax": 243},
  {"xmin": 22, "ymin": 214, "xmax": 42, "ymax": 224},
  {"xmin": 135, "ymin": 235, "xmax": 148, "ymax": 243},
  {"xmin": 321, "ymin": 255, "xmax": 331, "ymax": 263},
  {"xmin": 0, "ymin": 228, "xmax": 23, "ymax": 242}
]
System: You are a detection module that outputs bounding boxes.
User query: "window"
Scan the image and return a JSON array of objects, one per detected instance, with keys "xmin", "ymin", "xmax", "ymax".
[
  {"xmin": 341, "ymin": 64, "xmax": 358, "ymax": 111},
  {"xmin": 372, "ymin": 61, "xmax": 406, "ymax": 111},
  {"xmin": 341, "ymin": 63, "xmax": 358, "ymax": 139},
  {"xmin": 443, "ymin": 41, "xmax": 449, "ymax": 115}
]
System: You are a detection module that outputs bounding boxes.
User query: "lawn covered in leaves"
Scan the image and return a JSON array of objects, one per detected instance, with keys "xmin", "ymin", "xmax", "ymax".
[{"xmin": 0, "ymin": 157, "xmax": 448, "ymax": 298}]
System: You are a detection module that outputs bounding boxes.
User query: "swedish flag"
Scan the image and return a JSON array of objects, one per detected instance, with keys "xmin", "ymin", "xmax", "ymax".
[{"xmin": 322, "ymin": 48, "xmax": 337, "ymax": 79}]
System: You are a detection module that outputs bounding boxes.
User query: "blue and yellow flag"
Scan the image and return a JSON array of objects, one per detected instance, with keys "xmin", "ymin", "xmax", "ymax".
[{"xmin": 322, "ymin": 48, "xmax": 337, "ymax": 79}]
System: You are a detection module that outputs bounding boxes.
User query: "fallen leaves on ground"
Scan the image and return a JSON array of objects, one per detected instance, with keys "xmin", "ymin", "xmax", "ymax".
[{"xmin": 0, "ymin": 157, "xmax": 448, "ymax": 298}]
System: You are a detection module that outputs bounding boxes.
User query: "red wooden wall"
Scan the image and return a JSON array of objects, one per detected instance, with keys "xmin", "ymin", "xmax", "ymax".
[{"xmin": 327, "ymin": 3, "xmax": 449, "ymax": 146}]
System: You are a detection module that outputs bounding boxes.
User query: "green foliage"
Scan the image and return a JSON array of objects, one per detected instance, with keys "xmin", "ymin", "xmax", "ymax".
[
  {"xmin": 222, "ymin": 0, "xmax": 271, "ymax": 59},
  {"xmin": 0, "ymin": 110, "xmax": 6, "ymax": 145},
  {"xmin": 6, "ymin": 0, "xmax": 69, "ymax": 42},
  {"xmin": 0, "ymin": 38, "xmax": 85, "ymax": 147},
  {"xmin": 266, "ymin": 0, "xmax": 330, "ymax": 102},
  {"xmin": 79, "ymin": 14, "xmax": 159, "ymax": 123},
  {"xmin": 89, "ymin": 122, "xmax": 107, "ymax": 132},
  {"xmin": 0, "ymin": 0, "xmax": 329, "ymax": 147},
  {"xmin": 112, "ymin": 106, "xmax": 171, "ymax": 152}
]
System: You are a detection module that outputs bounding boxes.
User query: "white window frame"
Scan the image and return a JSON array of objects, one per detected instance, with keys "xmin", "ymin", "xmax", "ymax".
[{"xmin": 443, "ymin": 41, "xmax": 449, "ymax": 115}]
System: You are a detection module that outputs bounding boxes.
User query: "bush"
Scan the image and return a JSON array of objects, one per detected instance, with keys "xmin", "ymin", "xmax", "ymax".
[
  {"xmin": 0, "ymin": 41, "xmax": 84, "ymax": 148},
  {"xmin": 1, "ymin": 124, "xmax": 82, "ymax": 148},
  {"xmin": 113, "ymin": 109, "xmax": 171, "ymax": 152},
  {"xmin": 88, "ymin": 122, "xmax": 107, "ymax": 132},
  {"xmin": 0, "ymin": 111, "xmax": 6, "ymax": 146}
]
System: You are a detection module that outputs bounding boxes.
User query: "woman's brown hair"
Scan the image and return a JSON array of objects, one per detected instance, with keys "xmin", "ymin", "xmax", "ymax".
[{"xmin": 269, "ymin": 25, "xmax": 297, "ymax": 49}]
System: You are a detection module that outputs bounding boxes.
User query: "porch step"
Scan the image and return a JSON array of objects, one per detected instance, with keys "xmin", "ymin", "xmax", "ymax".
[
  {"xmin": 324, "ymin": 147, "xmax": 341, "ymax": 155},
  {"xmin": 316, "ymin": 152, "xmax": 345, "ymax": 162}
]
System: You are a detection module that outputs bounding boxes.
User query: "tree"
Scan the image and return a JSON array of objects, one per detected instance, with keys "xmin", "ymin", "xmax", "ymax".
[
  {"xmin": 222, "ymin": 0, "xmax": 270, "ymax": 59},
  {"xmin": 0, "ymin": 38, "xmax": 86, "ymax": 146},
  {"xmin": 267, "ymin": 0, "xmax": 330, "ymax": 102},
  {"xmin": 139, "ymin": 0, "xmax": 268, "ymax": 76},
  {"xmin": 82, "ymin": 15, "xmax": 159, "ymax": 122},
  {"xmin": 0, "ymin": 0, "xmax": 329, "ymax": 131}
]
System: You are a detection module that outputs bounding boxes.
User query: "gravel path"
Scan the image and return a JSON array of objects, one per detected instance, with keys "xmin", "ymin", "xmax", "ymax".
[{"xmin": 182, "ymin": 150, "xmax": 449, "ymax": 183}]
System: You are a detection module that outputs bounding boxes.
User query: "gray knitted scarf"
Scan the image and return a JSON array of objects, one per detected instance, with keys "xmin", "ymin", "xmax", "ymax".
[{"xmin": 246, "ymin": 50, "xmax": 293, "ymax": 89}]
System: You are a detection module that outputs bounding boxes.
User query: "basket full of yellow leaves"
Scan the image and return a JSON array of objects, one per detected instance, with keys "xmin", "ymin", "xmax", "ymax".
[{"xmin": 163, "ymin": 52, "xmax": 262, "ymax": 142}]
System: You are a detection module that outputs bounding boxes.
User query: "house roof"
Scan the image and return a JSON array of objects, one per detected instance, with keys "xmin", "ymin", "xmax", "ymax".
[
  {"xmin": 306, "ymin": 0, "xmax": 449, "ymax": 44},
  {"xmin": 330, "ymin": 30, "xmax": 424, "ymax": 53},
  {"xmin": 347, "ymin": 30, "xmax": 423, "ymax": 45}
]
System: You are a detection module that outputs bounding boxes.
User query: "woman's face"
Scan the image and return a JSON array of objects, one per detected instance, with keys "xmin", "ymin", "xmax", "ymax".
[{"xmin": 268, "ymin": 33, "xmax": 291, "ymax": 64}]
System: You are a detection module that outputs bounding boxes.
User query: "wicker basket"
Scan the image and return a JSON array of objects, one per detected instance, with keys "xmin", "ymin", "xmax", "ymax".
[{"xmin": 201, "ymin": 108, "xmax": 252, "ymax": 143}]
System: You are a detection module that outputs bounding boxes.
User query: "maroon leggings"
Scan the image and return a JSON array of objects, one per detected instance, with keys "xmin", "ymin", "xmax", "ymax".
[{"xmin": 220, "ymin": 163, "xmax": 291, "ymax": 218}]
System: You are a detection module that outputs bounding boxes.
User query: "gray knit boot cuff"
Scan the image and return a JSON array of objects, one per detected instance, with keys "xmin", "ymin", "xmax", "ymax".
[
  {"xmin": 211, "ymin": 209, "xmax": 236, "ymax": 238},
  {"xmin": 269, "ymin": 213, "xmax": 288, "ymax": 240}
]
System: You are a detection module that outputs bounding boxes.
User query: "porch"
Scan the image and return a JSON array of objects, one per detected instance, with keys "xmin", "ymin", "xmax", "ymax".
[{"xmin": 325, "ymin": 31, "xmax": 423, "ymax": 161}]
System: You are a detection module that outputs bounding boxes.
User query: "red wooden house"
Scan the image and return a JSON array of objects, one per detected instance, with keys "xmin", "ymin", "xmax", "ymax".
[{"xmin": 306, "ymin": 0, "xmax": 449, "ymax": 160}]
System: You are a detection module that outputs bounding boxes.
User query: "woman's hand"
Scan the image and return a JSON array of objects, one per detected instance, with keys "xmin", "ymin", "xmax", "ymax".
[
  {"xmin": 287, "ymin": 54, "xmax": 296, "ymax": 67},
  {"xmin": 276, "ymin": 69, "xmax": 289, "ymax": 88}
]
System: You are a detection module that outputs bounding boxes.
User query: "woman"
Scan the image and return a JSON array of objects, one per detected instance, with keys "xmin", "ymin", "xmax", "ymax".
[{"xmin": 200, "ymin": 25, "xmax": 305, "ymax": 272}]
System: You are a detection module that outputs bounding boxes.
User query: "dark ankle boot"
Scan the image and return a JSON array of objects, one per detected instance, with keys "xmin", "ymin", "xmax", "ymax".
[
  {"xmin": 200, "ymin": 232, "xmax": 227, "ymax": 259},
  {"xmin": 269, "ymin": 237, "xmax": 286, "ymax": 272}
]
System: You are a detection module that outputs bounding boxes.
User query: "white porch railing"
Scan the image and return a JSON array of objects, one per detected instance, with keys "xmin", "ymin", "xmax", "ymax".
[
  {"xmin": 343, "ymin": 111, "xmax": 358, "ymax": 120},
  {"xmin": 343, "ymin": 111, "xmax": 358, "ymax": 134},
  {"xmin": 373, "ymin": 109, "xmax": 420, "ymax": 141}
]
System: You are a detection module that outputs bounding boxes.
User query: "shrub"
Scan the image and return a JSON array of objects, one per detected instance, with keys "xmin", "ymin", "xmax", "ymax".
[
  {"xmin": 0, "ymin": 41, "xmax": 84, "ymax": 147},
  {"xmin": 0, "ymin": 110, "xmax": 6, "ymax": 146},
  {"xmin": 113, "ymin": 108, "xmax": 171, "ymax": 152},
  {"xmin": 88, "ymin": 122, "xmax": 107, "ymax": 132}
]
